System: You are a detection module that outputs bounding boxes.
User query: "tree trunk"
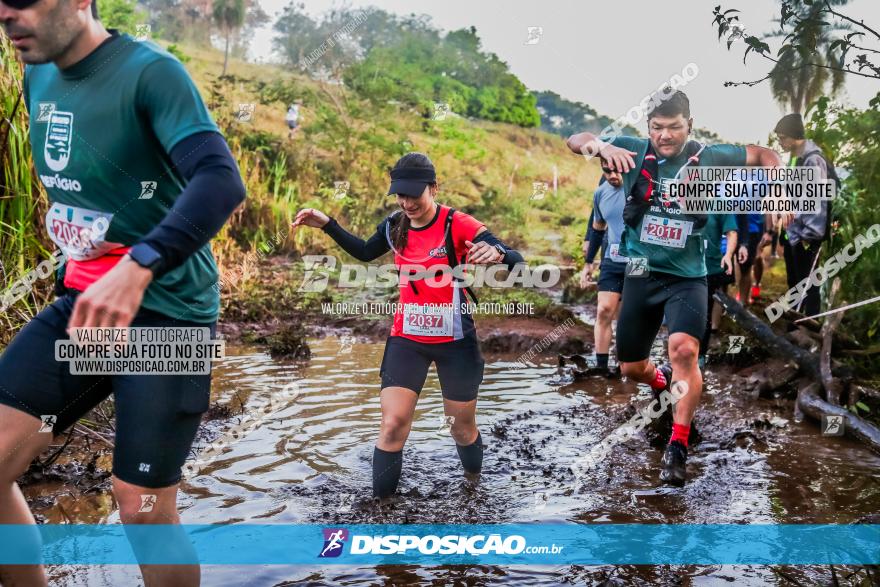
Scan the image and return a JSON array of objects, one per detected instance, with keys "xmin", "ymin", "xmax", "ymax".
[
  {"xmin": 223, "ymin": 29, "xmax": 230, "ymax": 75},
  {"xmin": 797, "ymin": 383, "xmax": 880, "ymax": 454},
  {"xmin": 713, "ymin": 291, "xmax": 821, "ymax": 381}
]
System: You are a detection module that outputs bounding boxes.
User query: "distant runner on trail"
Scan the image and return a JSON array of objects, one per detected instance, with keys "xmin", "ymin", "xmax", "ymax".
[
  {"xmin": 292, "ymin": 152, "xmax": 524, "ymax": 499},
  {"xmin": 566, "ymin": 90, "xmax": 783, "ymax": 486},
  {"xmin": 286, "ymin": 101, "xmax": 301, "ymax": 139},
  {"xmin": 0, "ymin": 0, "xmax": 245, "ymax": 584}
]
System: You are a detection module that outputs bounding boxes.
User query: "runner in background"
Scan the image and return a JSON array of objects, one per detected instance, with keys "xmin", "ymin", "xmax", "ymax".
[
  {"xmin": 771, "ymin": 113, "xmax": 831, "ymax": 317},
  {"xmin": 583, "ymin": 160, "xmax": 627, "ymax": 375},
  {"xmin": 286, "ymin": 102, "xmax": 301, "ymax": 139},
  {"xmin": 292, "ymin": 152, "xmax": 524, "ymax": 499},
  {"xmin": 701, "ymin": 212, "xmax": 738, "ymax": 369},
  {"xmin": 735, "ymin": 211, "xmax": 764, "ymax": 304}
]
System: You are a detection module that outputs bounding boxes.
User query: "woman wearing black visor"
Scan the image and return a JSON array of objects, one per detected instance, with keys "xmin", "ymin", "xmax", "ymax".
[{"xmin": 292, "ymin": 152, "xmax": 524, "ymax": 498}]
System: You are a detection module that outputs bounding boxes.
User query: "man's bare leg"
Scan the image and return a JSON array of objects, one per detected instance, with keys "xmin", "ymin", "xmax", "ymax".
[{"xmin": 0, "ymin": 405, "xmax": 54, "ymax": 587}]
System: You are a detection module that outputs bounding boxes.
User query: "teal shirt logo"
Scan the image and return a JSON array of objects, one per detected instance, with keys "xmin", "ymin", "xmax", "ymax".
[{"xmin": 44, "ymin": 110, "xmax": 74, "ymax": 172}]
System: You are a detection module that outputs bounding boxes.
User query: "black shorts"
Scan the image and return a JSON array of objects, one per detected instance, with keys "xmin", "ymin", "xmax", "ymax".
[
  {"xmin": 616, "ymin": 272, "xmax": 707, "ymax": 363},
  {"xmin": 597, "ymin": 259, "xmax": 626, "ymax": 294},
  {"xmin": 738, "ymin": 231, "xmax": 762, "ymax": 270},
  {"xmin": 380, "ymin": 336, "xmax": 484, "ymax": 402},
  {"xmin": 707, "ymin": 271, "xmax": 735, "ymax": 291},
  {"xmin": 0, "ymin": 295, "xmax": 214, "ymax": 488}
]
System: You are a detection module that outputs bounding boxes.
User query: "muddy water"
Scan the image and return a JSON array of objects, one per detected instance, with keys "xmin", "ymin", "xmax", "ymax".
[{"xmin": 45, "ymin": 335, "xmax": 880, "ymax": 586}]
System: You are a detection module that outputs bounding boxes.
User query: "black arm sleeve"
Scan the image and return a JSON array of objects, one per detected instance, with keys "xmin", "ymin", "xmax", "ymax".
[
  {"xmin": 137, "ymin": 131, "xmax": 246, "ymax": 277},
  {"xmin": 321, "ymin": 217, "xmax": 391, "ymax": 262},
  {"xmin": 585, "ymin": 227, "xmax": 605, "ymax": 263},
  {"xmin": 584, "ymin": 209, "xmax": 594, "ymax": 241},
  {"xmin": 471, "ymin": 230, "xmax": 525, "ymax": 271}
]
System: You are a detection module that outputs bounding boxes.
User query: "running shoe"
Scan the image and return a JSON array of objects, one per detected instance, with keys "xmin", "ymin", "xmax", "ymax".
[
  {"xmin": 658, "ymin": 363, "xmax": 673, "ymax": 393},
  {"xmin": 659, "ymin": 440, "xmax": 688, "ymax": 487}
]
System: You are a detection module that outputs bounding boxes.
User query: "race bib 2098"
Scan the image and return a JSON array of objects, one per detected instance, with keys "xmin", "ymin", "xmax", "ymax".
[{"xmin": 46, "ymin": 204, "xmax": 122, "ymax": 261}]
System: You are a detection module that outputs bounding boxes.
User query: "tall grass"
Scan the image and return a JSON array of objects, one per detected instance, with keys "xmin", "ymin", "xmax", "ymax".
[{"xmin": 1, "ymin": 35, "xmax": 51, "ymax": 347}]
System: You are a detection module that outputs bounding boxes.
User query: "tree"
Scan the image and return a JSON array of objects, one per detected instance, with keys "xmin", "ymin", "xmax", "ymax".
[
  {"xmin": 213, "ymin": 0, "xmax": 245, "ymax": 75},
  {"xmin": 764, "ymin": 2, "xmax": 848, "ymax": 113},
  {"xmin": 273, "ymin": 2, "xmax": 322, "ymax": 72},
  {"xmin": 97, "ymin": 0, "xmax": 145, "ymax": 35},
  {"xmin": 712, "ymin": 1, "xmax": 880, "ymax": 98}
]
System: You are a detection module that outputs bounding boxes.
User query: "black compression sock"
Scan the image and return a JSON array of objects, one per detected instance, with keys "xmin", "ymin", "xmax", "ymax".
[
  {"xmin": 372, "ymin": 447, "xmax": 403, "ymax": 498},
  {"xmin": 595, "ymin": 353, "xmax": 609, "ymax": 369},
  {"xmin": 456, "ymin": 432, "xmax": 484, "ymax": 474}
]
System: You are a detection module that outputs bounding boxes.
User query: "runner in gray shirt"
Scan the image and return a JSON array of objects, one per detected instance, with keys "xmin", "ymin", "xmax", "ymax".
[{"xmin": 582, "ymin": 159, "xmax": 627, "ymax": 374}]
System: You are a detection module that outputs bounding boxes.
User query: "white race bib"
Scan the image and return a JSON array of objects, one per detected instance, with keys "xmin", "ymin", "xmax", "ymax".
[
  {"xmin": 608, "ymin": 243, "xmax": 628, "ymax": 263},
  {"xmin": 639, "ymin": 214, "xmax": 692, "ymax": 249},
  {"xmin": 402, "ymin": 304, "xmax": 454, "ymax": 337},
  {"xmin": 46, "ymin": 204, "xmax": 122, "ymax": 261}
]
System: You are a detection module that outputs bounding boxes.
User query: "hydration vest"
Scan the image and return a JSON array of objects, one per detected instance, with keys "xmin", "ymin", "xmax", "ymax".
[
  {"xmin": 622, "ymin": 140, "xmax": 707, "ymax": 230},
  {"xmin": 388, "ymin": 208, "xmax": 479, "ymax": 304}
]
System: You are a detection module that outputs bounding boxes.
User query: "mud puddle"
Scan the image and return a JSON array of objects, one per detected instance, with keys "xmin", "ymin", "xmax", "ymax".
[{"xmin": 37, "ymin": 335, "xmax": 880, "ymax": 586}]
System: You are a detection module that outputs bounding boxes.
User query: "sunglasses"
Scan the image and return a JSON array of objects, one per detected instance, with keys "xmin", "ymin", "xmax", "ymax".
[
  {"xmin": 1, "ymin": 0, "xmax": 39, "ymax": 8},
  {"xmin": 600, "ymin": 165, "xmax": 619, "ymax": 174}
]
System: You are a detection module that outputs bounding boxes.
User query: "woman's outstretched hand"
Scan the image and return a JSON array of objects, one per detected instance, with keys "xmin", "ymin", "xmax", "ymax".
[
  {"xmin": 292, "ymin": 208, "xmax": 330, "ymax": 229},
  {"xmin": 465, "ymin": 240, "xmax": 504, "ymax": 265}
]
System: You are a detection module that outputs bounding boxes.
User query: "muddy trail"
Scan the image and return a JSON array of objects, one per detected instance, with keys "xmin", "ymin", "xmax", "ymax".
[{"xmin": 27, "ymin": 306, "xmax": 880, "ymax": 586}]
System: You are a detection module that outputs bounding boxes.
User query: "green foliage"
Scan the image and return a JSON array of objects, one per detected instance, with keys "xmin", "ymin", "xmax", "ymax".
[
  {"xmin": 165, "ymin": 44, "xmax": 190, "ymax": 63},
  {"xmin": 712, "ymin": 2, "xmax": 878, "ymax": 102},
  {"xmin": 212, "ymin": 0, "xmax": 246, "ymax": 30},
  {"xmin": 0, "ymin": 35, "xmax": 53, "ymax": 346},
  {"xmin": 343, "ymin": 25, "xmax": 540, "ymax": 127},
  {"xmin": 534, "ymin": 90, "xmax": 638, "ymax": 138},
  {"xmin": 97, "ymin": 0, "xmax": 145, "ymax": 35},
  {"xmin": 807, "ymin": 95, "xmax": 880, "ymax": 343}
]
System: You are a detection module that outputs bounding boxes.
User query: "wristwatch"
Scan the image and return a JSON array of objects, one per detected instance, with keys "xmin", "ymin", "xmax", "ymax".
[
  {"xmin": 492, "ymin": 244, "xmax": 507, "ymax": 259},
  {"xmin": 128, "ymin": 243, "xmax": 164, "ymax": 276}
]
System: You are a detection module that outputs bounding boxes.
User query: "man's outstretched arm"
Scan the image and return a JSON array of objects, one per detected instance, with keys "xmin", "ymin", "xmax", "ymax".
[{"xmin": 566, "ymin": 131, "xmax": 638, "ymax": 173}]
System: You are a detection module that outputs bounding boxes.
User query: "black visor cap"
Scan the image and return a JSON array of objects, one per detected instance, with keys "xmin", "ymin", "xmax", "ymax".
[{"xmin": 387, "ymin": 166, "xmax": 436, "ymax": 198}]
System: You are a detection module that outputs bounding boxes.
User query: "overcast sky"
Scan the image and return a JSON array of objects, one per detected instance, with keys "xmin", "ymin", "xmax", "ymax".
[{"xmin": 249, "ymin": 0, "xmax": 880, "ymax": 144}]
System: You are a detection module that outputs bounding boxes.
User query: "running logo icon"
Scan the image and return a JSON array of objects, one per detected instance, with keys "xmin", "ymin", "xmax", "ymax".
[
  {"xmin": 821, "ymin": 415, "xmax": 845, "ymax": 436},
  {"xmin": 626, "ymin": 257, "xmax": 649, "ymax": 277},
  {"xmin": 726, "ymin": 335, "xmax": 745, "ymax": 354},
  {"xmin": 36, "ymin": 102, "xmax": 55, "ymax": 123},
  {"xmin": 318, "ymin": 528, "xmax": 349, "ymax": 558},
  {"xmin": 39, "ymin": 415, "xmax": 56, "ymax": 433},
  {"xmin": 44, "ymin": 111, "xmax": 73, "ymax": 172},
  {"xmin": 140, "ymin": 181, "xmax": 157, "ymax": 200}
]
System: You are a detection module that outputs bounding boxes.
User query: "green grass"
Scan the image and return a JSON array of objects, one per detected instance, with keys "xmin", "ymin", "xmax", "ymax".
[{"xmin": 0, "ymin": 35, "xmax": 53, "ymax": 347}]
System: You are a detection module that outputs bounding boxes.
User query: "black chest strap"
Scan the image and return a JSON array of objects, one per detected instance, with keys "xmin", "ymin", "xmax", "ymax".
[{"xmin": 444, "ymin": 208, "xmax": 479, "ymax": 304}]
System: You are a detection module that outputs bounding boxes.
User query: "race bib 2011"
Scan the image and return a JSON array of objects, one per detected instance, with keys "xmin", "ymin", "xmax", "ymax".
[{"xmin": 639, "ymin": 214, "xmax": 692, "ymax": 249}]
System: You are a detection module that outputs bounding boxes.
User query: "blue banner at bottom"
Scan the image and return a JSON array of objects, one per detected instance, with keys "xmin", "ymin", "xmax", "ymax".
[{"xmin": 0, "ymin": 524, "xmax": 877, "ymax": 565}]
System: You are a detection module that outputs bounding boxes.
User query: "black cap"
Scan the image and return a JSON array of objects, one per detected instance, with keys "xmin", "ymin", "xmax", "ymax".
[
  {"xmin": 774, "ymin": 113, "xmax": 805, "ymax": 139},
  {"xmin": 387, "ymin": 166, "xmax": 436, "ymax": 198}
]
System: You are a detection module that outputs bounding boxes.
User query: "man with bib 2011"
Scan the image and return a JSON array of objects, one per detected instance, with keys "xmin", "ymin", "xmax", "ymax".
[{"xmin": 566, "ymin": 90, "xmax": 783, "ymax": 486}]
